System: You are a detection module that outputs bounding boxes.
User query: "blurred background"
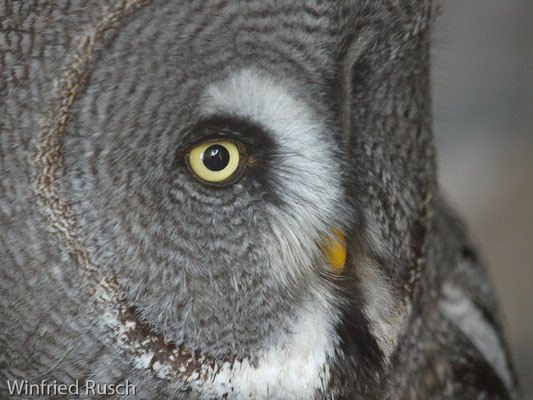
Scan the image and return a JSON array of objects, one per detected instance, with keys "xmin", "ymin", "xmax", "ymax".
[{"xmin": 432, "ymin": 0, "xmax": 532, "ymax": 397}]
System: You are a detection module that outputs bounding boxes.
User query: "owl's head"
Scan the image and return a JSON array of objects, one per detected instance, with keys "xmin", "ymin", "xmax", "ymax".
[{"xmin": 53, "ymin": 0, "xmax": 436, "ymax": 396}]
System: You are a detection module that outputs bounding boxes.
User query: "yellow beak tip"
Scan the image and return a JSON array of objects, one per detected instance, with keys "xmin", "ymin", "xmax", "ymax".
[{"xmin": 322, "ymin": 229, "xmax": 346, "ymax": 275}]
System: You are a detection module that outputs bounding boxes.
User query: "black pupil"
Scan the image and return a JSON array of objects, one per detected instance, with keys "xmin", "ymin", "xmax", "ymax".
[{"xmin": 202, "ymin": 144, "xmax": 230, "ymax": 171}]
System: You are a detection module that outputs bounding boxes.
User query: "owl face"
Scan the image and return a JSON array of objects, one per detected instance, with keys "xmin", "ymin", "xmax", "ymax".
[
  {"xmin": 60, "ymin": 8, "xmax": 356, "ymax": 390},
  {"xmin": 53, "ymin": 0, "xmax": 434, "ymax": 396},
  {"xmin": 5, "ymin": 0, "xmax": 518, "ymax": 398},
  {"xmin": 64, "ymin": 68, "xmax": 349, "ymax": 336}
]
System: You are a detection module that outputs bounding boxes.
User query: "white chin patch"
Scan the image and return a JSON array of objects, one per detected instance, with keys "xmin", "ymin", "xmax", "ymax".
[{"xmin": 191, "ymin": 301, "xmax": 337, "ymax": 399}]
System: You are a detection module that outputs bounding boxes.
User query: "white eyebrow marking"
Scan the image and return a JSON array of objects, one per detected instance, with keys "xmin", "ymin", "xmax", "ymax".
[{"xmin": 199, "ymin": 68, "xmax": 343, "ymax": 216}]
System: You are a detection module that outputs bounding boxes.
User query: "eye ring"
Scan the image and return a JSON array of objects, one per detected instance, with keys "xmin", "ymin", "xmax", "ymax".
[{"xmin": 185, "ymin": 140, "xmax": 246, "ymax": 185}]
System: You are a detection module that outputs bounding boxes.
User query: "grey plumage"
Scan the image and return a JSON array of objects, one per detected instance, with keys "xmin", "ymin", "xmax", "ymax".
[{"xmin": 0, "ymin": 1, "xmax": 520, "ymax": 399}]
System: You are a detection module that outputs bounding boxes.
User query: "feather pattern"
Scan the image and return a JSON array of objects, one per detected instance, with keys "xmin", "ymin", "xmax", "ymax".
[{"xmin": 0, "ymin": 0, "xmax": 519, "ymax": 398}]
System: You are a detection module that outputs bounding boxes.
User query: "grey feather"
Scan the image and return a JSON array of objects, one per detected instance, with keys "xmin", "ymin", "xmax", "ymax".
[{"xmin": 0, "ymin": 0, "xmax": 520, "ymax": 399}]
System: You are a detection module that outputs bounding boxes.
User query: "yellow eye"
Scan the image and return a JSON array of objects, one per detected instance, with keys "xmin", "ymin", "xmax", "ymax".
[{"xmin": 186, "ymin": 140, "xmax": 244, "ymax": 184}]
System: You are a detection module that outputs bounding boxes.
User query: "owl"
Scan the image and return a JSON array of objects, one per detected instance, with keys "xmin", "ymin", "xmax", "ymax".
[{"xmin": 0, "ymin": 0, "xmax": 520, "ymax": 399}]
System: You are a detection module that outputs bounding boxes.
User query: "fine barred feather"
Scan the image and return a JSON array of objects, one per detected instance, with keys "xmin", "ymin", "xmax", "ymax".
[{"xmin": 0, "ymin": 1, "xmax": 519, "ymax": 399}]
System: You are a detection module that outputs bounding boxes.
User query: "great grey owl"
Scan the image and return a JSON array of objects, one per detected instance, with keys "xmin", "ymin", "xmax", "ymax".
[{"xmin": 0, "ymin": 1, "xmax": 520, "ymax": 399}]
